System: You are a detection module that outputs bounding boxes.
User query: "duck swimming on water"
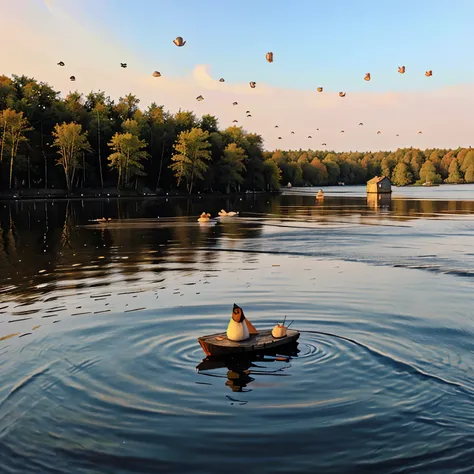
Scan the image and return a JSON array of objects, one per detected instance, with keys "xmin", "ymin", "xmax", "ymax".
[
  {"xmin": 198, "ymin": 212, "xmax": 211, "ymax": 222},
  {"xmin": 218, "ymin": 210, "xmax": 239, "ymax": 217}
]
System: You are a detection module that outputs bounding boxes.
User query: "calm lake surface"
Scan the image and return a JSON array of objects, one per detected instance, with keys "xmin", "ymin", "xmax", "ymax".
[{"xmin": 1, "ymin": 185, "xmax": 474, "ymax": 473}]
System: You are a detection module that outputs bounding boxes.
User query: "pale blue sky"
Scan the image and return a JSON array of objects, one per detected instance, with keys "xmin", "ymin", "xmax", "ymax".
[
  {"xmin": 2, "ymin": 0, "xmax": 473, "ymax": 150},
  {"xmin": 79, "ymin": 0, "xmax": 474, "ymax": 92}
]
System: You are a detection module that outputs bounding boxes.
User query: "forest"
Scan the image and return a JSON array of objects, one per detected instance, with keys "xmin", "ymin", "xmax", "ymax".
[{"xmin": 0, "ymin": 73, "xmax": 473, "ymax": 194}]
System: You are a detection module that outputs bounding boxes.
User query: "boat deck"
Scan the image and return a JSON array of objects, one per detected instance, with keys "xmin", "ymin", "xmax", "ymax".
[{"xmin": 198, "ymin": 329, "xmax": 299, "ymax": 357}]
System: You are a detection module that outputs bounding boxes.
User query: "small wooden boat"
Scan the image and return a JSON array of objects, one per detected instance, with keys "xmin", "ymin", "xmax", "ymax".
[{"xmin": 198, "ymin": 329, "xmax": 300, "ymax": 357}]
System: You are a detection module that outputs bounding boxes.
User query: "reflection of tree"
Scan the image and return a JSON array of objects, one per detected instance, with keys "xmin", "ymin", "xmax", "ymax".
[
  {"xmin": 60, "ymin": 201, "xmax": 76, "ymax": 248},
  {"xmin": 2, "ymin": 195, "xmax": 474, "ymax": 305}
]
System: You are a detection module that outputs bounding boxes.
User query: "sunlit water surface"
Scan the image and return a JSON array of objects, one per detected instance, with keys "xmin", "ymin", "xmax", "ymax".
[{"xmin": 1, "ymin": 185, "xmax": 474, "ymax": 473}]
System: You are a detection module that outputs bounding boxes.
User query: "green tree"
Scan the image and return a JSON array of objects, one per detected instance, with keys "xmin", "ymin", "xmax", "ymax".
[
  {"xmin": 219, "ymin": 143, "xmax": 247, "ymax": 193},
  {"xmin": 108, "ymin": 132, "xmax": 148, "ymax": 189},
  {"xmin": 323, "ymin": 157, "xmax": 340, "ymax": 184},
  {"xmin": 115, "ymin": 94, "xmax": 140, "ymax": 121},
  {"xmin": 0, "ymin": 108, "xmax": 32, "ymax": 188},
  {"xmin": 200, "ymin": 114, "xmax": 219, "ymax": 133},
  {"xmin": 392, "ymin": 162, "xmax": 413, "ymax": 186},
  {"xmin": 169, "ymin": 127, "xmax": 211, "ymax": 194},
  {"xmin": 419, "ymin": 160, "xmax": 442, "ymax": 184},
  {"xmin": 445, "ymin": 158, "xmax": 463, "ymax": 184},
  {"xmin": 52, "ymin": 122, "xmax": 91, "ymax": 192},
  {"xmin": 262, "ymin": 158, "xmax": 281, "ymax": 191}
]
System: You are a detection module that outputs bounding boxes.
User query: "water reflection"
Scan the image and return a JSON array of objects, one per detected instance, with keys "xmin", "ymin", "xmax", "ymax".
[
  {"xmin": 1, "ymin": 192, "xmax": 474, "ymax": 305},
  {"xmin": 197, "ymin": 343, "xmax": 300, "ymax": 394},
  {"xmin": 2, "ymin": 190, "xmax": 474, "ymax": 473}
]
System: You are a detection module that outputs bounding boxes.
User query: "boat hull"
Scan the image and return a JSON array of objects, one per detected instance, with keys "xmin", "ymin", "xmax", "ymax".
[{"xmin": 198, "ymin": 329, "xmax": 300, "ymax": 357}]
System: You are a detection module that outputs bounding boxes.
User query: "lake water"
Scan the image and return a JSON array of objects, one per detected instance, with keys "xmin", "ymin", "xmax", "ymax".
[{"xmin": 1, "ymin": 185, "xmax": 474, "ymax": 473}]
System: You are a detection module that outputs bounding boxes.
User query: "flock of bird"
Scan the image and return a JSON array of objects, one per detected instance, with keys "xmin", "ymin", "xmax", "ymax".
[{"xmin": 56, "ymin": 36, "xmax": 434, "ymax": 146}]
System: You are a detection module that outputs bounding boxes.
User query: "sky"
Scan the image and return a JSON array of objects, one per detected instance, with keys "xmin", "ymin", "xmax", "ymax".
[{"xmin": 1, "ymin": 0, "xmax": 473, "ymax": 152}]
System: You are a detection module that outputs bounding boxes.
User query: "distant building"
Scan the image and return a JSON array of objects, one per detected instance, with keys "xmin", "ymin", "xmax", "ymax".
[{"xmin": 367, "ymin": 176, "xmax": 392, "ymax": 194}]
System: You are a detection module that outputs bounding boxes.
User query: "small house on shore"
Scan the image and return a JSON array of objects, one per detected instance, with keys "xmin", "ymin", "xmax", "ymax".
[{"xmin": 367, "ymin": 176, "xmax": 391, "ymax": 194}]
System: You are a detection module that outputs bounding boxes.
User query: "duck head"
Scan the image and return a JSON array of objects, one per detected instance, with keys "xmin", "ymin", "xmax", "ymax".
[{"xmin": 232, "ymin": 303, "xmax": 246, "ymax": 322}]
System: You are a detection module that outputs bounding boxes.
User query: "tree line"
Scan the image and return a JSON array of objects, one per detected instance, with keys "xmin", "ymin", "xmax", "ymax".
[
  {"xmin": 267, "ymin": 146, "xmax": 474, "ymax": 187},
  {"xmin": 0, "ymin": 73, "xmax": 473, "ymax": 193}
]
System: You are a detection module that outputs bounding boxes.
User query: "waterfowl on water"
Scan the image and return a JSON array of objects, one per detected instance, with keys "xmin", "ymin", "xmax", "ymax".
[
  {"xmin": 308, "ymin": 135, "xmax": 312, "ymax": 139},
  {"xmin": 247, "ymin": 114, "xmax": 252, "ymax": 118},
  {"xmin": 377, "ymin": 131, "xmax": 381, "ymax": 134},
  {"xmin": 219, "ymin": 78, "xmax": 225, "ymax": 82},
  {"xmin": 173, "ymin": 36, "xmax": 186, "ymax": 47},
  {"xmin": 278, "ymin": 137, "xmax": 282, "ymax": 140},
  {"xmin": 218, "ymin": 210, "xmax": 239, "ymax": 217},
  {"xmin": 275, "ymin": 125, "xmax": 279, "ymax": 128},
  {"xmin": 196, "ymin": 95, "xmax": 204, "ymax": 101},
  {"xmin": 321, "ymin": 143, "xmax": 327, "ymax": 146},
  {"xmin": 198, "ymin": 212, "xmax": 211, "ymax": 222},
  {"xmin": 233, "ymin": 119, "xmax": 238, "ymax": 123},
  {"xmin": 291, "ymin": 131, "xmax": 295, "ymax": 134},
  {"xmin": 418, "ymin": 131, "xmax": 423, "ymax": 134},
  {"xmin": 266, "ymin": 52, "xmax": 273, "ymax": 63},
  {"xmin": 227, "ymin": 304, "xmax": 250, "ymax": 342},
  {"xmin": 70, "ymin": 76, "xmax": 76, "ymax": 81},
  {"xmin": 339, "ymin": 92, "xmax": 346, "ymax": 97},
  {"xmin": 396, "ymin": 134, "xmax": 399, "ymax": 136},
  {"xmin": 245, "ymin": 110, "xmax": 250, "ymax": 114},
  {"xmin": 57, "ymin": 61, "xmax": 65, "ymax": 66},
  {"xmin": 340, "ymin": 130, "xmax": 345, "ymax": 133},
  {"xmin": 233, "ymin": 102, "xmax": 238, "ymax": 106},
  {"xmin": 425, "ymin": 70, "xmax": 433, "ymax": 77},
  {"xmin": 398, "ymin": 66, "xmax": 406, "ymax": 74},
  {"xmin": 317, "ymin": 87, "xmax": 323, "ymax": 92},
  {"xmin": 249, "ymin": 81, "xmax": 256, "ymax": 88},
  {"xmin": 153, "ymin": 71, "xmax": 161, "ymax": 77},
  {"xmin": 364, "ymin": 73, "xmax": 371, "ymax": 81},
  {"xmin": 120, "ymin": 63, "xmax": 127, "ymax": 68},
  {"xmin": 359, "ymin": 122, "xmax": 363, "ymax": 126}
]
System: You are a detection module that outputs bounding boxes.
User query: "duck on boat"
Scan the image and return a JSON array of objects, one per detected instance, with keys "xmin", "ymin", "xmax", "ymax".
[
  {"xmin": 218, "ymin": 209, "xmax": 239, "ymax": 217},
  {"xmin": 316, "ymin": 189, "xmax": 324, "ymax": 199},
  {"xmin": 197, "ymin": 304, "xmax": 300, "ymax": 357}
]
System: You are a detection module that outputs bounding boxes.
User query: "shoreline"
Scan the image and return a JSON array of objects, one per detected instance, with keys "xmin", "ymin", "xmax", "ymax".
[{"xmin": 0, "ymin": 188, "xmax": 280, "ymax": 202}]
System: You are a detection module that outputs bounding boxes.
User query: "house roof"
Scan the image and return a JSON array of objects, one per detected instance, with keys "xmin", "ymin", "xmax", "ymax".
[{"xmin": 367, "ymin": 176, "xmax": 390, "ymax": 185}]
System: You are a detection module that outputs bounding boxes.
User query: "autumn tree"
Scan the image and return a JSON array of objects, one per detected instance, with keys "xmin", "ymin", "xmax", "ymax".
[
  {"xmin": 460, "ymin": 150, "xmax": 474, "ymax": 173},
  {"xmin": 108, "ymin": 131, "xmax": 148, "ymax": 189},
  {"xmin": 464, "ymin": 165, "xmax": 474, "ymax": 183},
  {"xmin": 169, "ymin": 127, "xmax": 211, "ymax": 194},
  {"xmin": 445, "ymin": 159, "xmax": 463, "ymax": 184},
  {"xmin": 52, "ymin": 122, "xmax": 91, "ymax": 192},
  {"xmin": 0, "ymin": 108, "xmax": 32, "ymax": 188}
]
